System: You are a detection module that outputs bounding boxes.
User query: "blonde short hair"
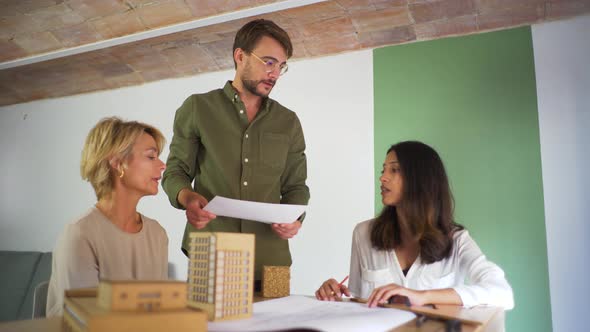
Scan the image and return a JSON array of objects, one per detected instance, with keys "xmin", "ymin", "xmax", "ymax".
[{"xmin": 80, "ymin": 117, "xmax": 166, "ymax": 200}]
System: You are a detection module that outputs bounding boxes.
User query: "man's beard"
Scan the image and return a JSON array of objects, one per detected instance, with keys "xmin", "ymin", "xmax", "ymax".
[
  {"xmin": 240, "ymin": 60, "xmax": 275, "ymax": 97},
  {"xmin": 242, "ymin": 78, "xmax": 274, "ymax": 98}
]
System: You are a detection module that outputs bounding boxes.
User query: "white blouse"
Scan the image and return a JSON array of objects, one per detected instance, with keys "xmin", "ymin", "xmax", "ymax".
[{"xmin": 348, "ymin": 219, "xmax": 514, "ymax": 310}]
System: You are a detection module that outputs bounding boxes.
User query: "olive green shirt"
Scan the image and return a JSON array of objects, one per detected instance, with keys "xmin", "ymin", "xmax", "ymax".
[{"xmin": 162, "ymin": 81, "xmax": 310, "ymax": 279}]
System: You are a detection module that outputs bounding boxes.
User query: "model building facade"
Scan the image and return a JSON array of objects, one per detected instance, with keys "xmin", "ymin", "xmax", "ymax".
[
  {"xmin": 187, "ymin": 232, "xmax": 255, "ymax": 321},
  {"xmin": 97, "ymin": 280, "xmax": 187, "ymax": 311}
]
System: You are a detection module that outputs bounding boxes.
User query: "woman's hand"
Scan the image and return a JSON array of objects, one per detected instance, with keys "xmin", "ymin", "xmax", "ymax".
[
  {"xmin": 367, "ymin": 283, "xmax": 427, "ymax": 308},
  {"xmin": 315, "ymin": 278, "xmax": 351, "ymax": 301}
]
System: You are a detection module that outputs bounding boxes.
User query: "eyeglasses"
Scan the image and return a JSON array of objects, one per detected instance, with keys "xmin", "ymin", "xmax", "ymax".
[{"xmin": 250, "ymin": 52, "xmax": 289, "ymax": 76}]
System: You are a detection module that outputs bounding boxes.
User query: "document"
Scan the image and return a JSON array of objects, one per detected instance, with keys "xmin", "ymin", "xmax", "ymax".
[
  {"xmin": 208, "ymin": 295, "xmax": 416, "ymax": 332},
  {"xmin": 203, "ymin": 196, "xmax": 307, "ymax": 224}
]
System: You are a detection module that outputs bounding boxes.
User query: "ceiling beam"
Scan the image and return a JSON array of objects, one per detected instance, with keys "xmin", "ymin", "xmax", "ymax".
[{"xmin": 0, "ymin": 0, "xmax": 327, "ymax": 70}]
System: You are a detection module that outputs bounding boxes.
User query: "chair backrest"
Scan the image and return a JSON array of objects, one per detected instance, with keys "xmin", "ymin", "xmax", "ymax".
[
  {"xmin": 0, "ymin": 251, "xmax": 51, "ymax": 321},
  {"xmin": 32, "ymin": 281, "xmax": 49, "ymax": 319}
]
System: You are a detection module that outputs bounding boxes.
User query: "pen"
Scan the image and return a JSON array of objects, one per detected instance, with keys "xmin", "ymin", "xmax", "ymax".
[
  {"xmin": 329, "ymin": 276, "xmax": 349, "ymax": 297},
  {"xmin": 337, "ymin": 275, "xmax": 349, "ymax": 287}
]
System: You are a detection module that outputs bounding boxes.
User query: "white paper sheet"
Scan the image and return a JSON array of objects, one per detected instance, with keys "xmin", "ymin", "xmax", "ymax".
[
  {"xmin": 208, "ymin": 295, "xmax": 416, "ymax": 332},
  {"xmin": 203, "ymin": 196, "xmax": 307, "ymax": 224}
]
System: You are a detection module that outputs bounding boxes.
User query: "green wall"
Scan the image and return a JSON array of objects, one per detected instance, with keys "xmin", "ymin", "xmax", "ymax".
[{"xmin": 373, "ymin": 27, "xmax": 551, "ymax": 331}]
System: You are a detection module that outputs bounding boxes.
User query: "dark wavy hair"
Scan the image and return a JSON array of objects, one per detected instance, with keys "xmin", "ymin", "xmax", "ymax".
[
  {"xmin": 370, "ymin": 141, "xmax": 464, "ymax": 264},
  {"xmin": 232, "ymin": 19, "xmax": 293, "ymax": 69}
]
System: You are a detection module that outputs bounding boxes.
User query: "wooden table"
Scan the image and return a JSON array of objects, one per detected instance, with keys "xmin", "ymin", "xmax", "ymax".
[
  {"xmin": 391, "ymin": 305, "xmax": 504, "ymax": 332},
  {"xmin": 0, "ymin": 317, "xmax": 62, "ymax": 332},
  {"xmin": 0, "ymin": 299, "xmax": 504, "ymax": 332}
]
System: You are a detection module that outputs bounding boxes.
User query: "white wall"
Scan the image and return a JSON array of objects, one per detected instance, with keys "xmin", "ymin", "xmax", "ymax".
[
  {"xmin": 0, "ymin": 50, "xmax": 374, "ymax": 295},
  {"xmin": 533, "ymin": 15, "xmax": 590, "ymax": 332},
  {"xmin": 2, "ymin": 15, "xmax": 588, "ymax": 329}
]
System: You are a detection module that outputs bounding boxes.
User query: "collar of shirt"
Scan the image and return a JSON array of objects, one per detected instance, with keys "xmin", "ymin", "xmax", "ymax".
[{"xmin": 223, "ymin": 81, "xmax": 271, "ymax": 118}]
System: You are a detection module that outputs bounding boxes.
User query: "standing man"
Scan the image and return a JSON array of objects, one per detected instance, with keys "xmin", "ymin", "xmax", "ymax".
[{"xmin": 162, "ymin": 19, "xmax": 310, "ymax": 289}]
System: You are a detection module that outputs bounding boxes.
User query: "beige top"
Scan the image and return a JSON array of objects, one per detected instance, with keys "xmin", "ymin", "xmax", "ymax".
[{"xmin": 46, "ymin": 207, "xmax": 169, "ymax": 317}]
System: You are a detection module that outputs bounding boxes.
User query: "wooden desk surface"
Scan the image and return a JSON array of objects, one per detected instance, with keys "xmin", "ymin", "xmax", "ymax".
[
  {"xmin": 0, "ymin": 298, "xmax": 504, "ymax": 332},
  {"xmin": 392, "ymin": 307, "xmax": 504, "ymax": 332},
  {"xmin": 0, "ymin": 317, "xmax": 62, "ymax": 332}
]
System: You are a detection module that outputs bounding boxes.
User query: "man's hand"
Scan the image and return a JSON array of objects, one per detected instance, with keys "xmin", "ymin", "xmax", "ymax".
[
  {"xmin": 271, "ymin": 220, "xmax": 301, "ymax": 239},
  {"xmin": 178, "ymin": 189, "xmax": 216, "ymax": 229}
]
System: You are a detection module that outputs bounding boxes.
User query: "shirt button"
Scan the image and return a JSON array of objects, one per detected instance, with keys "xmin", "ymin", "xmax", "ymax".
[
  {"xmin": 239, "ymin": 110, "xmax": 244, "ymax": 114},
  {"xmin": 244, "ymin": 158, "xmax": 249, "ymax": 163},
  {"xmin": 245, "ymin": 134, "xmax": 249, "ymax": 139},
  {"xmin": 243, "ymin": 181, "xmax": 248, "ymax": 186}
]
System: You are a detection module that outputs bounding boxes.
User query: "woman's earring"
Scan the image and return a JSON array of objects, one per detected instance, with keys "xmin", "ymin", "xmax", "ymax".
[{"xmin": 119, "ymin": 168, "xmax": 125, "ymax": 178}]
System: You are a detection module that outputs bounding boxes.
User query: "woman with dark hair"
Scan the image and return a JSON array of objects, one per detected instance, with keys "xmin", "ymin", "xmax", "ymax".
[{"xmin": 315, "ymin": 141, "xmax": 514, "ymax": 310}]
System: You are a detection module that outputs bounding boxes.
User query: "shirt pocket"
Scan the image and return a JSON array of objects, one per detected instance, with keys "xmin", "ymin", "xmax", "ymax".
[
  {"xmin": 361, "ymin": 267, "xmax": 395, "ymax": 289},
  {"xmin": 418, "ymin": 271, "xmax": 456, "ymax": 289},
  {"xmin": 260, "ymin": 132, "xmax": 289, "ymax": 169}
]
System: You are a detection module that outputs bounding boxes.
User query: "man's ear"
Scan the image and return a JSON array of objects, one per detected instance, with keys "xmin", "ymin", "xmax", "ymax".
[{"xmin": 234, "ymin": 48, "xmax": 245, "ymax": 67}]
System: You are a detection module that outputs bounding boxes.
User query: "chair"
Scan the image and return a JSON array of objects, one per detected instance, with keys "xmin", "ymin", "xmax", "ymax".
[
  {"xmin": 0, "ymin": 251, "xmax": 52, "ymax": 321},
  {"xmin": 32, "ymin": 281, "xmax": 49, "ymax": 319}
]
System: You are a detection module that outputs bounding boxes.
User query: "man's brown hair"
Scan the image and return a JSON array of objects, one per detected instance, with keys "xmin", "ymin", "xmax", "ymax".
[{"xmin": 233, "ymin": 19, "xmax": 293, "ymax": 68}]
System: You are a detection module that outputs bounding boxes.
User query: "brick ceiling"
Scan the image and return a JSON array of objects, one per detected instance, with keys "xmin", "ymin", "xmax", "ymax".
[{"xmin": 1, "ymin": 0, "xmax": 589, "ymax": 107}]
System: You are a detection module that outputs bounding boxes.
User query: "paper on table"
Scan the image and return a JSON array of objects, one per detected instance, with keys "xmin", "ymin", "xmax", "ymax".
[
  {"xmin": 208, "ymin": 295, "xmax": 416, "ymax": 332},
  {"xmin": 203, "ymin": 196, "xmax": 306, "ymax": 224}
]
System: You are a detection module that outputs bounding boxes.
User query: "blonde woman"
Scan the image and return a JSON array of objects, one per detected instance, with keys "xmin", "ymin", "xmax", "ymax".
[{"xmin": 46, "ymin": 117, "xmax": 169, "ymax": 316}]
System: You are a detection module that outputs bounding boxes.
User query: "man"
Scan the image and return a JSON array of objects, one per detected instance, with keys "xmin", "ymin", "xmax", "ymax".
[{"xmin": 162, "ymin": 19, "xmax": 310, "ymax": 288}]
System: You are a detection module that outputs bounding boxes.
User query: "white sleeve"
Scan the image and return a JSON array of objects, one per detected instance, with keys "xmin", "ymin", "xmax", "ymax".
[
  {"xmin": 348, "ymin": 225, "xmax": 363, "ymax": 298},
  {"xmin": 453, "ymin": 231, "xmax": 514, "ymax": 310}
]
